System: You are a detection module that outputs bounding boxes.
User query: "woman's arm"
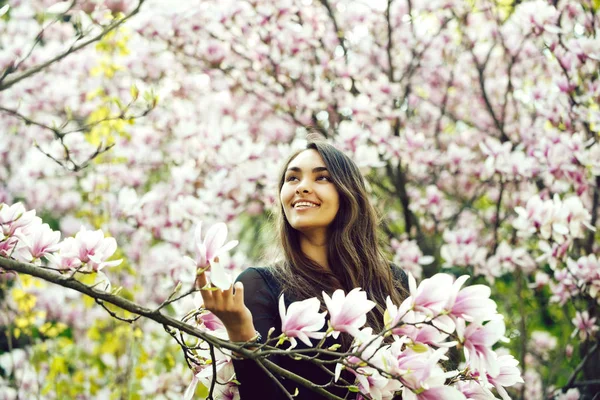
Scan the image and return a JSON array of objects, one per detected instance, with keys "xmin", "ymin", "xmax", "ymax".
[{"xmin": 230, "ymin": 268, "xmax": 288, "ymax": 399}]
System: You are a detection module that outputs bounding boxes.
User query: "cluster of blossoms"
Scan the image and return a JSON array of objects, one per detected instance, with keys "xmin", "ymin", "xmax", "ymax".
[
  {"xmin": 0, "ymin": 202, "xmax": 120, "ymax": 274},
  {"xmin": 1, "ymin": 0, "xmax": 599, "ymax": 397},
  {"xmin": 513, "ymin": 194, "xmax": 594, "ymax": 243},
  {"xmin": 185, "ymin": 269, "xmax": 522, "ymax": 399},
  {"xmin": 390, "ymin": 238, "xmax": 434, "ymax": 279}
]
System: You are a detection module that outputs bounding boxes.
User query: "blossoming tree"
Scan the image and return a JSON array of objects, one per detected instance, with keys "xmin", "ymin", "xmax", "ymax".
[{"xmin": 0, "ymin": 0, "xmax": 598, "ymax": 399}]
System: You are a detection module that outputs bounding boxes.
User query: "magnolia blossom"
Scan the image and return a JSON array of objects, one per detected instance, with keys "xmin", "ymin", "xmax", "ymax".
[
  {"xmin": 46, "ymin": 227, "xmax": 121, "ymax": 272},
  {"xmin": 14, "ymin": 223, "xmax": 61, "ymax": 265},
  {"xmin": 529, "ymin": 331, "xmax": 557, "ymax": 360},
  {"xmin": 457, "ymin": 319, "xmax": 507, "ymax": 376},
  {"xmin": 279, "ymin": 294, "xmax": 326, "ymax": 348},
  {"xmin": 0, "ymin": 202, "xmax": 37, "ymax": 238},
  {"xmin": 446, "ymin": 275, "xmax": 498, "ymax": 323},
  {"xmin": 571, "ymin": 310, "xmax": 598, "ymax": 341},
  {"xmin": 391, "ymin": 239, "xmax": 433, "ymax": 279},
  {"xmin": 397, "ymin": 348, "xmax": 466, "ymax": 400},
  {"xmin": 441, "ymin": 229, "xmax": 487, "ymax": 269},
  {"xmin": 513, "ymin": 194, "xmax": 594, "ymax": 242},
  {"xmin": 183, "ymin": 351, "xmax": 238, "ymax": 400},
  {"xmin": 193, "ymin": 294, "xmax": 225, "ymax": 332},
  {"xmin": 485, "ymin": 242, "xmax": 536, "ymax": 278},
  {"xmin": 566, "ymin": 254, "xmax": 600, "ymax": 301},
  {"xmin": 407, "ymin": 273, "xmax": 455, "ymax": 318},
  {"xmin": 323, "ymin": 287, "xmax": 376, "ymax": 338},
  {"xmin": 554, "ymin": 388, "xmax": 580, "ymax": 400},
  {"xmin": 455, "ymin": 380, "xmax": 497, "ymax": 399},
  {"xmin": 486, "ymin": 354, "xmax": 524, "ymax": 400},
  {"xmin": 184, "ymin": 222, "xmax": 239, "ymax": 290},
  {"xmin": 343, "ymin": 329, "xmax": 402, "ymax": 400}
]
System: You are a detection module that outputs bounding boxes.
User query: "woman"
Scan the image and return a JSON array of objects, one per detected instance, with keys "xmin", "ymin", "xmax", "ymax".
[{"xmin": 197, "ymin": 141, "xmax": 408, "ymax": 399}]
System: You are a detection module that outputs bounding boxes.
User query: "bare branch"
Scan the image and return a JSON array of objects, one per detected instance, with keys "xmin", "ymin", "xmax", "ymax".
[{"xmin": 563, "ymin": 341, "xmax": 599, "ymax": 392}]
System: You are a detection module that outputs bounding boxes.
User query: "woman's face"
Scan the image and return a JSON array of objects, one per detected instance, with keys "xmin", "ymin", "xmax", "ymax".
[{"xmin": 280, "ymin": 149, "xmax": 340, "ymax": 236}]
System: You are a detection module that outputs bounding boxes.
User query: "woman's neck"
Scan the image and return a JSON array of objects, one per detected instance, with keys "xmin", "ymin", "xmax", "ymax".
[{"xmin": 298, "ymin": 230, "xmax": 330, "ymax": 271}]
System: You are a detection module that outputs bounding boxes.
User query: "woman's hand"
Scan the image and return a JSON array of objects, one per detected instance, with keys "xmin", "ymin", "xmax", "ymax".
[{"xmin": 196, "ymin": 271, "xmax": 257, "ymax": 343}]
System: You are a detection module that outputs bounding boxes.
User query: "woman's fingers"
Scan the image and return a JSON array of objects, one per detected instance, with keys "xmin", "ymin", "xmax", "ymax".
[
  {"xmin": 220, "ymin": 282, "xmax": 234, "ymax": 307},
  {"xmin": 233, "ymin": 281, "xmax": 244, "ymax": 306},
  {"xmin": 195, "ymin": 269, "xmax": 208, "ymax": 289}
]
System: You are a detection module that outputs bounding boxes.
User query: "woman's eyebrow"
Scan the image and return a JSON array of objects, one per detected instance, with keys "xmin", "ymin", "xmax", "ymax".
[{"xmin": 286, "ymin": 166, "xmax": 329, "ymax": 173}]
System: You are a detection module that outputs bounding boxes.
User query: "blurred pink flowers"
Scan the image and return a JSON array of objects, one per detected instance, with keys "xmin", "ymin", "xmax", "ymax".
[{"xmin": 571, "ymin": 311, "xmax": 598, "ymax": 341}]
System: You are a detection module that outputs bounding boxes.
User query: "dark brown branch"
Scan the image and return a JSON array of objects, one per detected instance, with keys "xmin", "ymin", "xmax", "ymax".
[
  {"xmin": 470, "ymin": 44, "xmax": 511, "ymax": 144},
  {"xmin": 95, "ymin": 298, "xmax": 141, "ymax": 323},
  {"xmin": 255, "ymin": 359, "xmax": 295, "ymax": 400},
  {"xmin": 563, "ymin": 342, "xmax": 599, "ymax": 392},
  {"xmin": 0, "ymin": 256, "xmax": 343, "ymax": 399},
  {"xmin": 585, "ymin": 176, "xmax": 600, "ymax": 253},
  {"xmin": 385, "ymin": 0, "xmax": 395, "ymax": 82},
  {"xmin": 208, "ymin": 343, "xmax": 218, "ymax": 400},
  {"xmin": 0, "ymin": 106, "xmax": 64, "ymax": 138},
  {"xmin": 492, "ymin": 181, "xmax": 505, "ymax": 253}
]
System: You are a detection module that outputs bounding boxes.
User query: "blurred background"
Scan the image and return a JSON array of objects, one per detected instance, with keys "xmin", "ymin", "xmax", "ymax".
[{"xmin": 0, "ymin": 0, "xmax": 599, "ymax": 398}]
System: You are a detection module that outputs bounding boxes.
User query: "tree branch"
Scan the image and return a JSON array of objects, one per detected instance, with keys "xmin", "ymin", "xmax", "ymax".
[
  {"xmin": 563, "ymin": 342, "xmax": 599, "ymax": 392},
  {"xmin": 0, "ymin": 255, "xmax": 345, "ymax": 398},
  {"xmin": 0, "ymin": 0, "xmax": 146, "ymax": 92}
]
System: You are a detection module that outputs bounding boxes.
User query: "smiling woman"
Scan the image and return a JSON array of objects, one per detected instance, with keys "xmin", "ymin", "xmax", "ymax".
[
  {"xmin": 280, "ymin": 149, "xmax": 340, "ymax": 256},
  {"xmin": 198, "ymin": 140, "xmax": 408, "ymax": 399}
]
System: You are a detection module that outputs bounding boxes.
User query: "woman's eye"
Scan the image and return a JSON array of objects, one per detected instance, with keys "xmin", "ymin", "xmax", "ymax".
[
  {"xmin": 317, "ymin": 176, "xmax": 331, "ymax": 181},
  {"xmin": 286, "ymin": 176, "xmax": 298, "ymax": 182}
]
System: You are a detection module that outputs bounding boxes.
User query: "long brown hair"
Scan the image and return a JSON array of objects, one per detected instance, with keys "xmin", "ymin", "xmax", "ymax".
[{"xmin": 272, "ymin": 141, "xmax": 407, "ymax": 338}]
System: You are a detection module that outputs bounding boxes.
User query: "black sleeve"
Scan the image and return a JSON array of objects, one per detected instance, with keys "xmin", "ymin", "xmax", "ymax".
[{"xmin": 231, "ymin": 267, "xmax": 287, "ymax": 399}]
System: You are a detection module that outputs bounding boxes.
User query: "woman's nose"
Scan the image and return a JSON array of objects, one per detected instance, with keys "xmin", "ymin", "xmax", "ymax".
[{"xmin": 295, "ymin": 180, "xmax": 312, "ymax": 194}]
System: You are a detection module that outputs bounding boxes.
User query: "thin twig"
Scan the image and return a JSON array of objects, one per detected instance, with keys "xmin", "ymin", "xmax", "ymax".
[{"xmin": 0, "ymin": 0, "xmax": 146, "ymax": 91}]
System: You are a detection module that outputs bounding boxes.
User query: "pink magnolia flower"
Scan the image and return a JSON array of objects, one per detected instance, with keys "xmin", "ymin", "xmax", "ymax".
[
  {"xmin": 352, "ymin": 366, "xmax": 401, "ymax": 400},
  {"xmin": 48, "ymin": 227, "xmax": 121, "ymax": 272},
  {"xmin": 555, "ymin": 388, "xmax": 580, "ymax": 400},
  {"xmin": 14, "ymin": 223, "xmax": 61, "ymax": 265},
  {"xmin": 529, "ymin": 331, "xmax": 557, "ymax": 359},
  {"xmin": 193, "ymin": 222, "xmax": 238, "ymax": 268},
  {"xmin": 391, "ymin": 239, "xmax": 433, "ymax": 280},
  {"xmin": 185, "ymin": 222, "xmax": 239, "ymax": 290},
  {"xmin": 447, "ymin": 275, "xmax": 498, "ymax": 322},
  {"xmin": 0, "ymin": 202, "xmax": 37, "ymax": 238},
  {"xmin": 457, "ymin": 319, "xmax": 507, "ymax": 376},
  {"xmin": 396, "ymin": 348, "xmax": 466, "ymax": 400},
  {"xmin": 0, "ymin": 236, "xmax": 18, "ymax": 258},
  {"xmin": 385, "ymin": 298, "xmax": 449, "ymax": 346},
  {"xmin": 279, "ymin": 294, "xmax": 326, "ymax": 348},
  {"xmin": 193, "ymin": 293, "xmax": 225, "ymax": 332},
  {"xmin": 571, "ymin": 311, "xmax": 598, "ymax": 341},
  {"xmin": 184, "ymin": 351, "xmax": 237, "ymax": 400},
  {"xmin": 323, "ymin": 287, "xmax": 376, "ymax": 338},
  {"xmin": 455, "ymin": 380, "xmax": 496, "ymax": 399},
  {"xmin": 441, "ymin": 229, "xmax": 487, "ymax": 269},
  {"xmin": 407, "ymin": 273, "xmax": 454, "ymax": 318},
  {"xmin": 486, "ymin": 354, "xmax": 524, "ymax": 400}
]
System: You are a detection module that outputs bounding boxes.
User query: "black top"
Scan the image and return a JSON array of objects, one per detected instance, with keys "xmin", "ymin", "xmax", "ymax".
[{"xmin": 232, "ymin": 265, "xmax": 408, "ymax": 400}]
